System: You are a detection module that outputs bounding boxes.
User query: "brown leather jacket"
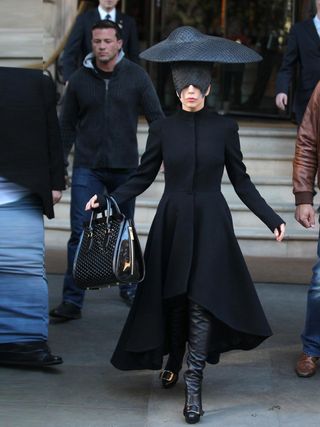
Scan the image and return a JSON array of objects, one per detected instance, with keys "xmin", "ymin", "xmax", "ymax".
[{"xmin": 293, "ymin": 81, "xmax": 320, "ymax": 205}]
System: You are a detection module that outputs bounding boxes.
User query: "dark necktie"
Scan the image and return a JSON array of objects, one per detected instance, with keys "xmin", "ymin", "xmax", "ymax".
[{"xmin": 105, "ymin": 14, "xmax": 111, "ymax": 21}]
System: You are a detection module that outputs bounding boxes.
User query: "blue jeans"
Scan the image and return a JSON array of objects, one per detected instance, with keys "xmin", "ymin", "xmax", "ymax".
[
  {"xmin": 301, "ymin": 235, "xmax": 320, "ymax": 356},
  {"xmin": 0, "ymin": 196, "xmax": 48, "ymax": 343},
  {"xmin": 63, "ymin": 167, "xmax": 136, "ymax": 308}
]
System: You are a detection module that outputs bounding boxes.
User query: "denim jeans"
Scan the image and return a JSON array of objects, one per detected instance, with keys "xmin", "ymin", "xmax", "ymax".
[
  {"xmin": 301, "ymin": 235, "xmax": 320, "ymax": 356},
  {"xmin": 63, "ymin": 167, "xmax": 136, "ymax": 308},
  {"xmin": 0, "ymin": 196, "xmax": 48, "ymax": 343}
]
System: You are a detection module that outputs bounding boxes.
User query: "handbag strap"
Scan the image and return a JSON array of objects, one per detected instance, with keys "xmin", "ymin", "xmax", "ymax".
[{"xmin": 108, "ymin": 195, "xmax": 123, "ymax": 218}]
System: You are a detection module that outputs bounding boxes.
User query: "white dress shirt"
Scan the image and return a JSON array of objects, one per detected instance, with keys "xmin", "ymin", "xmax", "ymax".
[
  {"xmin": 98, "ymin": 6, "xmax": 116, "ymax": 22},
  {"xmin": 313, "ymin": 14, "xmax": 320, "ymax": 37}
]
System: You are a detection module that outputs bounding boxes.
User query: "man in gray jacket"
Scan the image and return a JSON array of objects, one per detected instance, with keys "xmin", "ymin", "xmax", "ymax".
[{"xmin": 50, "ymin": 20, "xmax": 163, "ymax": 320}]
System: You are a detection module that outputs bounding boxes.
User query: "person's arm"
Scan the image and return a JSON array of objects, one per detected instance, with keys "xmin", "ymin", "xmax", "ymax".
[
  {"xmin": 293, "ymin": 82, "xmax": 320, "ymax": 227},
  {"xmin": 62, "ymin": 14, "xmax": 85, "ymax": 82},
  {"xmin": 275, "ymin": 26, "xmax": 299, "ymax": 103},
  {"xmin": 43, "ymin": 75, "xmax": 65, "ymax": 193},
  {"xmin": 140, "ymin": 72, "xmax": 164, "ymax": 123},
  {"xmin": 225, "ymin": 120, "xmax": 285, "ymax": 235},
  {"xmin": 126, "ymin": 17, "xmax": 140, "ymax": 63},
  {"xmin": 86, "ymin": 120, "xmax": 163, "ymax": 210},
  {"xmin": 59, "ymin": 80, "xmax": 79, "ymax": 173}
]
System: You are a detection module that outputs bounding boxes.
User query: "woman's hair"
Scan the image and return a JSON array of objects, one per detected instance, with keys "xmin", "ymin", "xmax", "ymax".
[
  {"xmin": 171, "ymin": 62, "xmax": 213, "ymax": 96},
  {"xmin": 91, "ymin": 20, "xmax": 123, "ymax": 40}
]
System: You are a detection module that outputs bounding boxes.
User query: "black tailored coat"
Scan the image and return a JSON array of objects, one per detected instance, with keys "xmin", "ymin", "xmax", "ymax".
[
  {"xmin": 110, "ymin": 108, "xmax": 283, "ymax": 370},
  {"xmin": 62, "ymin": 8, "xmax": 139, "ymax": 81},
  {"xmin": 276, "ymin": 19, "xmax": 320, "ymax": 124},
  {"xmin": 0, "ymin": 67, "xmax": 65, "ymax": 219}
]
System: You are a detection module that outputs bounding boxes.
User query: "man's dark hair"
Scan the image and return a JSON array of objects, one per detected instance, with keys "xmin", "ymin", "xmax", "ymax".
[{"xmin": 91, "ymin": 20, "xmax": 123, "ymax": 40}]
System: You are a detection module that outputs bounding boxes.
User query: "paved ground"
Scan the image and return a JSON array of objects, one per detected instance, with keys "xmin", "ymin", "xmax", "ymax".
[{"xmin": 1, "ymin": 276, "xmax": 320, "ymax": 427}]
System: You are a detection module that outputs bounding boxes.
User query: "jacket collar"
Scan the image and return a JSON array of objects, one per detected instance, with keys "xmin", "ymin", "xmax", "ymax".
[{"xmin": 83, "ymin": 50, "xmax": 125, "ymax": 76}]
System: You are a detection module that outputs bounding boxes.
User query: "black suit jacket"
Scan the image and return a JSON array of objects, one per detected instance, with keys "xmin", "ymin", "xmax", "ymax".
[
  {"xmin": 0, "ymin": 68, "xmax": 65, "ymax": 218},
  {"xmin": 62, "ymin": 8, "xmax": 139, "ymax": 81},
  {"xmin": 276, "ymin": 18, "xmax": 320, "ymax": 123}
]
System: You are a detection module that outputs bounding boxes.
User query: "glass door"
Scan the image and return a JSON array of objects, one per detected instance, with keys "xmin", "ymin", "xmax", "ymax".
[{"xmin": 124, "ymin": 0, "xmax": 297, "ymax": 118}]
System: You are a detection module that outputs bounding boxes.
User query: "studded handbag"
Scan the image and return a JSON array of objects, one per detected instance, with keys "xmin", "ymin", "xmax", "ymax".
[{"xmin": 73, "ymin": 196, "xmax": 145, "ymax": 290}]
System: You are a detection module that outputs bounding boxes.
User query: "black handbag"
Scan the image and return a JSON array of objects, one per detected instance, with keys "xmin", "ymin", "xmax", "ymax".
[{"xmin": 73, "ymin": 196, "xmax": 145, "ymax": 290}]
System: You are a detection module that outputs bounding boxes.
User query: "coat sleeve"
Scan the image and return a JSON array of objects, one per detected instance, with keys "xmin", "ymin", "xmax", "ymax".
[
  {"xmin": 275, "ymin": 25, "xmax": 298, "ymax": 95},
  {"xmin": 125, "ymin": 16, "xmax": 140, "ymax": 63},
  {"xmin": 293, "ymin": 82, "xmax": 320, "ymax": 205},
  {"xmin": 43, "ymin": 75, "xmax": 65, "ymax": 191},
  {"xmin": 62, "ymin": 14, "xmax": 85, "ymax": 82},
  {"xmin": 59, "ymin": 80, "xmax": 79, "ymax": 170},
  {"xmin": 110, "ymin": 121, "xmax": 163, "ymax": 205},
  {"xmin": 225, "ymin": 122, "xmax": 284, "ymax": 232},
  {"xmin": 140, "ymin": 72, "xmax": 165, "ymax": 124}
]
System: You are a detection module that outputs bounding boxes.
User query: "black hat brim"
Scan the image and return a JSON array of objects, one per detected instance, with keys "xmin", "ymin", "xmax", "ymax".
[{"xmin": 140, "ymin": 33, "xmax": 262, "ymax": 63}]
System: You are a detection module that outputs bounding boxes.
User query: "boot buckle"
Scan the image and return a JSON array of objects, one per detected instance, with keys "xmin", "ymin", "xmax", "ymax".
[{"xmin": 160, "ymin": 369, "xmax": 175, "ymax": 382}]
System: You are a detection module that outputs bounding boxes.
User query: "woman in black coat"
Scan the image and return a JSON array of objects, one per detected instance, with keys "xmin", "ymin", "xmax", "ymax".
[{"xmin": 86, "ymin": 30, "xmax": 285, "ymax": 425}]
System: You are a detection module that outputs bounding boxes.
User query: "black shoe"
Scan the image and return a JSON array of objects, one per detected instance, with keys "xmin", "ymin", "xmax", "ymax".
[
  {"xmin": 159, "ymin": 369, "xmax": 179, "ymax": 389},
  {"xmin": 49, "ymin": 302, "xmax": 82, "ymax": 320},
  {"xmin": 0, "ymin": 341, "xmax": 63, "ymax": 367}
]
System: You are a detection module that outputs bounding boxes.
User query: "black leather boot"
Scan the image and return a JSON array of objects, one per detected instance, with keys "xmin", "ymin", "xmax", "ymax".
[
  {"xmin": 160, "ymin": 296, "xmax": 188, "ymax": 389},
  {"xmin": 183, "ymin": 302, "xmax": 211, "ymax": 424}
]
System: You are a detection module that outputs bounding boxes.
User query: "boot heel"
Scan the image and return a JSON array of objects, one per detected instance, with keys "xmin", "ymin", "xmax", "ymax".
[{"xmin": 183, "ymin": 404, "xmax": 204, "ymax": 424}]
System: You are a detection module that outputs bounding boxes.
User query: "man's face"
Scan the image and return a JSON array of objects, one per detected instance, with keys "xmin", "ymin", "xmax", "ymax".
[
  {"xmin": 99, "ymin": 0, "xmax": 119, "ymax": 11},
  {"xmin": 92, "ymin": 28, "xmax": 122, "ymax": 64},
  {"xmin": 316, "ymin": 0, "xmax": 320, "ymax": 14}
]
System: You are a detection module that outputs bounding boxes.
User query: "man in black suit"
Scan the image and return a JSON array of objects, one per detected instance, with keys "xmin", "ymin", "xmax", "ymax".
[
  {"xmin": 275, "ymin": 0, "xmax": 320, "ymax": 124},
  {"xmin": 62, "ymin": 0, "xmax": 139, "ymax": 82}
]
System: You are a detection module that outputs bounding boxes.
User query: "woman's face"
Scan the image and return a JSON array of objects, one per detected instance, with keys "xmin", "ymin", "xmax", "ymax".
[{"xmin": 178, "ymin": 85, "xmax": 210, "ymax": 112}]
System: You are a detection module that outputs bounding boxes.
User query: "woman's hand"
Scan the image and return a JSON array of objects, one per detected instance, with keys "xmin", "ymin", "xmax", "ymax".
[
  {"xmin": 85, "ymin": 194, "xmax": 100, "ymax": 211},
  {"xmin": 52, "ymin": 190, "xmax": 62, "ymax": 205},
  {"xmin": 274, "ymin": 223, "xmax": 285, "ymax": 242}
]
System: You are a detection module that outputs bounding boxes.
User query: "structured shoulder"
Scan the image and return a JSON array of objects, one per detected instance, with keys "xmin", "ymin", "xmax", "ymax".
[
  {"xmin": 67, "ymin": 68, "xmax": 84, "ymax": 85},
  {"xmin": 217, "ymin": 115, "xmax": 239, "ymax": 131},
  {"xmin": 293, "ymin": 19, "xmax": 313, "ymax": 34},
  {"xmin": 82, "ymin": 9, "xmax": 99, "ymax": 21},
  {"xmin": 149, "ymin": 117, "xmax": 167, "ymax": 133},
  {"xmin": 203, "ymin": 111, "xmax": 239, "ymax": 131},
  {"xmin": 121, "ymin": 58, "xmax": 146, "ymax": 74},
  {"xmin": 118, "ymin": 12, "xmax": 135, "ymax": 25}
]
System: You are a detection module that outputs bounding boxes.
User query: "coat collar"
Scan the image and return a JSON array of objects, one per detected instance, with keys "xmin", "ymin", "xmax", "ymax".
[{"xmin": 176, "ymin": 106, "xmax": 208, "ymax": 121}]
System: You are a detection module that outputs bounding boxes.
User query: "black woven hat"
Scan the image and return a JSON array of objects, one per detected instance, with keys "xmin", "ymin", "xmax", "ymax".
[{"xmin": 140, "ymin": 26, "xmax": 262, "ymax": 63}]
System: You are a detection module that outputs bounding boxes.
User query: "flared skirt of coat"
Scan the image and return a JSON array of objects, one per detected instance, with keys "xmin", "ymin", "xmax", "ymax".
[{"xmin": 111, "ymin": 191, "xmax": 272, "ymax": 370}]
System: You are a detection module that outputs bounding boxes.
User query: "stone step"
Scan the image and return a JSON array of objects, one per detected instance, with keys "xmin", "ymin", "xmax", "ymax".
[
  {"xmin": 136, "ymin": 154, "xmax": 295, "ymax": 178},
  {"xmin": 53, "ymin": 178, "xmax": 298, "ymax": 219},
  {"xmin": 134, "ymin": 202, "xmax": 300, "ymax": 230},
  {"xmin": 136, "ymin": 124, "xmax": 297, "ymax": 156},
  {"xmin": 50, "ymin": 200, "xmax": 311, "ymax": 231},
  {"xmin": 44, "ymin": 216, "xmax": 319, "ymax": 260}
]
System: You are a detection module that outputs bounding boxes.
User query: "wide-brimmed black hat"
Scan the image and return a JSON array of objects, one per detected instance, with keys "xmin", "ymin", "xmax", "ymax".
[{"xmin": 140, "ymin": 26, "xmax": 262, "ymax": 63}]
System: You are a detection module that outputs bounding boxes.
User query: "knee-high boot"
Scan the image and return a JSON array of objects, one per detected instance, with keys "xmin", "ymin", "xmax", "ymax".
[
  {"xmin": 160, "ymin": 297, "xmax": 188, "ymax": 388},
  {"xmin": 183, "ymin": 302, "xmax": 211, "ymax": 424}
]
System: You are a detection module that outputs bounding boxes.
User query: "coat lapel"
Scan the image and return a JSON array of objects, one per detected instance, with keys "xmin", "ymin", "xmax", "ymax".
[
  {"xmin": 115, "ymin": 11, "xmax": 124, "ymax": 30},
  {"xmin": 303, "ymin": 18, "xmax": 320, "ymax": 48}
]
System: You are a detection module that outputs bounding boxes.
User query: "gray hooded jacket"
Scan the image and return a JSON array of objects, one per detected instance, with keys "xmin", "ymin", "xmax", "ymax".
[{"xmin": 60, "ymin": 52, "xmax": 163, "ymax": 169}]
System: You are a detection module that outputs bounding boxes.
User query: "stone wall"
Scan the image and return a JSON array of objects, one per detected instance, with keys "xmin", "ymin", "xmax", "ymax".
[{"xmin": 0, "ymin": 0, "xmax": 78, "ymax": 68}]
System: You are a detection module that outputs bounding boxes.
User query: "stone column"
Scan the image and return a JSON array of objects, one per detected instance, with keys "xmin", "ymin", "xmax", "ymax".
[
  {"xmin": 43, "ymin": 0, "xmax": 78, "ymax": 68},
  {"xmin": 0, "ymin": 0, "xmax": 43, "ymax": 67}
]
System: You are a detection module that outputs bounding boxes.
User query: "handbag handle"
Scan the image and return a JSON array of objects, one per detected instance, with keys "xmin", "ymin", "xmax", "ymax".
[
  {"xmin": 88, "ymin": 196, "xmax": 112, "ymax": 229},
  {"xmin": 107, "ymin": 195, "xmax": 123, "ymax": 219}
]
